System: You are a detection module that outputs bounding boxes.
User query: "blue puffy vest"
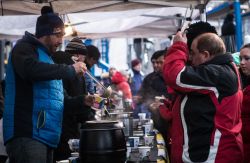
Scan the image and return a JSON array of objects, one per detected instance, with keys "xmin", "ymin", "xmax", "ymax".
[{"xmin": 4, "ymin": 47, "xmax": 64, "ymax": 148}]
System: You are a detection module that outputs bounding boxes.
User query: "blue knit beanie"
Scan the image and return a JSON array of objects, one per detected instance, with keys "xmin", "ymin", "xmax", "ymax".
[{"xmin": 35, "ymin": 6, "xmax": 64, "ymax": 38}]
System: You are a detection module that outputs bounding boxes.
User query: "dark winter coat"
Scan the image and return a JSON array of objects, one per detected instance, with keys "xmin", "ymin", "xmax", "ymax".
[
  {"xmin": 138, "ymin": 71, "xmax": 169, "ymax": 104},
  {"xmin": 52, "ymin": 51, "xmax": 94, "ymax": 161}
]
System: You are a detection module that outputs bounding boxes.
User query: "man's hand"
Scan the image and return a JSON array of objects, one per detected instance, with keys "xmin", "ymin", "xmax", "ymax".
[
  {"xmin": 72, "ymin": 62, "xmax": 87, "ymax": 74},
  {"xmin": 173, "ymin": 31, "xmax": 187, "ymax": 44},
  {"xmin": 84, "ymin": 95, "xmax": 95, "ymax": 106},
  {"xmin": 149, "ymin": 101, "xmax": 163, "ymax": 112}
]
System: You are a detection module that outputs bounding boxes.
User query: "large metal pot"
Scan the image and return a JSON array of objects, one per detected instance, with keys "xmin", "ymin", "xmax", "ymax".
[
  {"xmin": 106, "ymin": 112, "xmax": 133, "ymax": 137},
  {"xmin": 80, "ymin": 120, "xmax": 126, "ymax": 163}
]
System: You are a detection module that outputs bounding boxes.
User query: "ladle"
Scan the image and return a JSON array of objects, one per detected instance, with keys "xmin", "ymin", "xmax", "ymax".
[{"xmin": 72, "ymin": 57, "xmax": 112, "ymax": 97}]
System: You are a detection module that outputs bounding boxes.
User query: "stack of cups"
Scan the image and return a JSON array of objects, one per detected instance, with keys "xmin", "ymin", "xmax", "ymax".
[{"xmin": 142, "ymin": 124, "xmax": 151, "ymax": 135}]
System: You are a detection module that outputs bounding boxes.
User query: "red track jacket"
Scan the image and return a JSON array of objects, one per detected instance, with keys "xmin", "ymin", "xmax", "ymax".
[{"xmin": 163, "ymin": 41, "xmax": 243, "ymax": 163}]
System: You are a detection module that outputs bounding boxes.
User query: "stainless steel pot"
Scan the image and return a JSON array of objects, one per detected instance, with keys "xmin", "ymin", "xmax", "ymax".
[{"xmin": 105, "ymin": 112, "xmax": 133, "ymax": 137}]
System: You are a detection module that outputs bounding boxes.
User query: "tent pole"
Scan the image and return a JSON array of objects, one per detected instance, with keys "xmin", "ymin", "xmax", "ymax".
[
  {"xmin": 141, "ymin": 38, "xmax": 144, "ymax": 61},
  {"xmin": 198, "ymin": 0, "xmax": 206, "ymax": 21},
  {"xmin": 234, "ymin": 0, "xmax": 243, "ymax": 51},
  {"xmin": 0, "ymin": 40, "xmax": 4, "ymax": 80}
]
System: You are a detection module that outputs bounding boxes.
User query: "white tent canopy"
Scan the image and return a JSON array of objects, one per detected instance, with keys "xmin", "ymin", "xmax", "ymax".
[
  {"xmin": 0, "ymin": 0, "xmax": 208, "ymax": 15},
  {"xmin": 0, "ymin": 0, "xmax": 209, "ymax": 39},
  {"xmin": 0, "ymin": 7, "xmax": 199, "ymax": 39},
  {"xmin": 69, "ymin": 7, "xmax": 199, "ymax": 38}
]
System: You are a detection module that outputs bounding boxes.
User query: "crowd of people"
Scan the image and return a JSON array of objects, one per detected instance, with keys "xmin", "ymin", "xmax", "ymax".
[{"xmin": 0, "ymin": 5, "xmax": 250, "ymax": 163}]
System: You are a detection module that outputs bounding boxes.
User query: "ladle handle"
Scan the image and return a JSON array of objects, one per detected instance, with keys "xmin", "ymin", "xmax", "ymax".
[
  {"xmin": 85, "ymin": 70, "xmax": 122, "ymax": 96},
  {"xmin": 85, "ymin": 70, "xmax": 106, "ymax": 90},
  {"xmin": 72, "ymin": 57, "xmax": 108, "ymax": 91}
]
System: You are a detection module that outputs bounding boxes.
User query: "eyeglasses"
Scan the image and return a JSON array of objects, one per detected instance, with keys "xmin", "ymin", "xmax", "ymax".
[
  {"xmin": 52, "ymin": 32, "xmax": 65, "ymax": 38},
  {"xmin": 52, "ymin": 27, "xmax": 65, "ymax": 38}
]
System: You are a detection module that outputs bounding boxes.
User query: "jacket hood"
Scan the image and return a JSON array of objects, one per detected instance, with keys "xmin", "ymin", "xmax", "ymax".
[
  {"xmin": 18, "ymin": 31, "xmax": 51, "ymax": 55},
  {"xmin": 112, "ymin": 72, "xmax": 126, "ymax": 84}
]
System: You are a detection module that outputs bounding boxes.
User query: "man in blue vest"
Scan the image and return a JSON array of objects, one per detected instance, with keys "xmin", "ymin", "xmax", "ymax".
[{"xmin": 3, "ymin": 6, "xmax": 88, "ymax": 163}]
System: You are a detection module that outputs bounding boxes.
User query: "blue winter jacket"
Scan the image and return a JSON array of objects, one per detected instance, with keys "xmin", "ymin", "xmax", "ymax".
[
  {"xmin": 3, "ymin": 32, "xmax": 76, "ymax": 148},
  {"xmin": 130, "ymin": 69, "xmax": 144, "ymax": 96}
]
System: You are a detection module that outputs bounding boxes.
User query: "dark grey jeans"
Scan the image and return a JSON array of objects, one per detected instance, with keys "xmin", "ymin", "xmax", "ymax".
[{"xmin": 6, "ymin": 137, "xmax": 53, "ymax": 163}]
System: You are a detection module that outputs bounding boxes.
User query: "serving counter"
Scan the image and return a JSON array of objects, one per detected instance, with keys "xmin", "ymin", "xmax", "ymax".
[{"xmin": 57, "ymin": 112, "xmax": 169, "ymax": 163}]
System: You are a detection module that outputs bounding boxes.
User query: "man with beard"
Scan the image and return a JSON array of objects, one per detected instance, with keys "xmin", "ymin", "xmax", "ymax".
[
  {"xmin": 135, "ymin": 50, "xmax": 172, "ymax": 152},
  {"xmin": 3, "ymin": 6, "xmax": 87, "ymax": 163},
  {"xmin": 134, "ymin": 50, "xmax": 169, "ymax": 116},
  {"xmin": 137, "ymin": 50, "xmax": 169, "ymax": 104}
]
